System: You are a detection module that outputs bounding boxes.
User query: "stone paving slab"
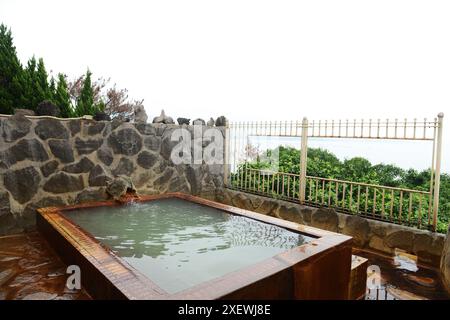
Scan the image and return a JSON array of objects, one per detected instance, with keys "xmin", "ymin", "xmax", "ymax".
[{"xmin": 0, "ymin": 231, "xmax": 90, "ymax": 300}]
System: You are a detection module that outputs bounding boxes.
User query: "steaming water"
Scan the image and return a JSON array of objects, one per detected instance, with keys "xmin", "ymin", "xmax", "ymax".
[{"xmin": 64, "ymin": 198, "xmax": 312, "ymax": 294}]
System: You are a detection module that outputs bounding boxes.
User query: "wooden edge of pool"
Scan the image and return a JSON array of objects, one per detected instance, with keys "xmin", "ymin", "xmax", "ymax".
[{"xmin": 37, "ymin": 192, "xmax": 353, "ymax": 300}]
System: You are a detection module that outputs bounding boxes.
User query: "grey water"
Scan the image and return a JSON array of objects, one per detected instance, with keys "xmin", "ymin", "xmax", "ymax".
[{"xmin": 64, "ymin": 198, "xmax": 312, "ymax": 294}]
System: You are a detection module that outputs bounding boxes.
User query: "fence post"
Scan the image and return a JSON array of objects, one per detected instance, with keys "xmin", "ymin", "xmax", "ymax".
[
  {"xmin": 432, "ymin": 112, "xmax": 444, "ymax": 231},
  {"xmin": 223, "ymin": 120, "xmax": 230, "ymax": 187},
  {"xmin": 299, "ymin": 117, "xmax": 308, "ymax": 204}
]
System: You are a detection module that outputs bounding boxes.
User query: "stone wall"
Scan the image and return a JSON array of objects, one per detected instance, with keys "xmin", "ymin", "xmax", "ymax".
[
  {"xmin": 210, "ymin": 188, "xmax": 446, "ymax": 267},
  {"xmin": 0, "ymin": 115, "xmax": 225, "ymax": 235},
  {"xmin": 441, "ymin": 229, "xmax": 450, "ymax": 294}
]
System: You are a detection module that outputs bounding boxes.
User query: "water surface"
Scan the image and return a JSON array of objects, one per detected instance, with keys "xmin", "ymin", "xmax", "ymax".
[{"xmin": 64, "ymin": 198, "xmax": 312, "ymax": 293}]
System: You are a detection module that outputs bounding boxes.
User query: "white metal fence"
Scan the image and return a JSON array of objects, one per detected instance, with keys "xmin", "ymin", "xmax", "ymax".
[{"xmin": 225, "ymin": 113, "xmax": 444, "ymax": 231}]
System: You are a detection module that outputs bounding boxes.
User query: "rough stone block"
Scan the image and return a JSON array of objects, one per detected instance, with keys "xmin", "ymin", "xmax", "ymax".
[
  {"xmin": 48, "ymin": 139, "xmax": 74, "ymax": 163},
  {"xmin": 108, "ymin": 128, "xmax": 142, "ymax": 156},
  {"xmin": 311, "ymin": 207, "xmax": 339, "ymax": 232},
  {"xmin": 43, "ymin": 172, "xmax": 84, "ymax": 194},
  {"xmin": 384, "ymin": 230, "xmax": 415, "ymax": 252},
  {"xmin": 1, "ymin": 114, "xmax": 32, "ymax": 142},
  {"xmin": 35, "ymin": 119, "xmax": 69, "ymax": 140},
  {"xmin": 4, "ymin": 166, "xmax": 41, "ymax": 204}
]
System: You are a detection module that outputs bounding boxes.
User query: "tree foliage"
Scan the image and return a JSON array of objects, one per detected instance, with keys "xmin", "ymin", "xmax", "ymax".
[
  {"xmin": 0, "ymin": 23, "xmax": 144, "ymax": 119},
  {"xmin": 235, "ymin": 146, "xmax": 450, "ymax": 233},
  {"xmin": 0, "ymin": 24, "xmax": 26, "ymax": 114}
]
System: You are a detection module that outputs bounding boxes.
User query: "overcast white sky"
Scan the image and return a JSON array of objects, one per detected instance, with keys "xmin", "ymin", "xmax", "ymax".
[{"xmin": 1, "ymin": 0, "xmax": 449, "ymax": 171}]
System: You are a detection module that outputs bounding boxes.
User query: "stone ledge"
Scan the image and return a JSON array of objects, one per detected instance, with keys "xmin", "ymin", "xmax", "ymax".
[{"xmin": 217, "ymin": 188, "xmax": 446, "ymax": 267}]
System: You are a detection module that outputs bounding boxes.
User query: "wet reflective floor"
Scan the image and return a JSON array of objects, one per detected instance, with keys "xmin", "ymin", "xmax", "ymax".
[
  {"xmin": 354, "ymin": 249, "xmax": 450, "ymax": 300},
  {"xmin": 1, "ymin": 231, "xmax": 449, "ymax": 300},
  {"xmin": 0, "ymin": 232, "xmax": 90, "ymax": 300}
]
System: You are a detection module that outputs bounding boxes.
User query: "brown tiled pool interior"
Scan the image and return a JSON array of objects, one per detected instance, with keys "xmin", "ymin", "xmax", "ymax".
[{"xmin": 2, "ymin": 233, "xmax": 449, "ymax": 300}]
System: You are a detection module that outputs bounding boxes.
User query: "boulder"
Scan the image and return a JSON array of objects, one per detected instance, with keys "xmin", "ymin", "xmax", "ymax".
[
  {"xmin": 36, "ymin": 100, "xmax": 60, "ymax": 117},
  {"xmin": 413, "ymin": 232, "xmax": 444, "ymax": 265},
  {"xmin": 168, "ymin": 175, "xmax": 190, "ymax": 193},
  {"xmin": 135, "ymin": 123, "xmax": 156, "ymax": 135},
  {"xmin": 231, "ymin": 192, "xmax": 253, "ymax": 210},
  {"xmin": 35, "ymin": 119, "xmax": 69, "ymax": 140},
  {"xmin": 160, "ymin": 133, "xmax": 179, "ymax": 161},
  {"xmin": 144, "ymin": 136, "xmax": 161, "ymax": 152},
  {"xmin": 62, "ymin": 157, "xmax": 94, "ymax": 174},
  {"xmin": 153, "ymin": 167, "xmax": 175, "ymax": 186},
  {"xmin": 342, "ymin": 215, "xmax": 370, "ymax": 247},
  {"xmin": 75, "ymin": 137, "xmax": 103, "ymax": 155},
  {"xmin": 48, "ymin": 139, "xmax": 74, "ymax": 163},
  {"xmin": 134, "ymin": 105, "xmax": 148, "ymax": 123},
  {"xmin": 215, "ymin": 116, "xmax": 227, "ymax": 127},
  {"xmin": 40, "ymin": 160, "xmax": 59, "ymax": 177},
  {"xmin": 87, "ymin": 122, "xmax": 106, "ymax": 135},
  {"xmin": 1, "ymin": 114, "xmax": 32, "ymax": 142},
  {"xmin": 75, "ymin": 188, "xmax": 109, "ymax": 203},
  {"xmin": 112, "ymin": 157, "xmax": 135, "ymax": 176},
  {"xmin": 177, "ymin": 117, "xmax": 190, "ymax": 125},
  {"xmin": 88, "ymin": 165, "xmax": 112, "ymax": 187},
  {"xmin": 384, "ymin": 230, "xmax": 415, "ymax": 252},
  {"xmin": 93, "ymin": 111, "xmax": 111, "ymax": 121},
  {"xmin": 301, "ymin": 207, "xmax": 313, "ymax": 224},
  {"xmin": 193, "ymin": 118, "xmax": 205, "ymax": 126},
  {"xmin": 311, "ymin": 207, "xmax": 339, "ymax": 232},
  {"xmin": 106, "ymin": 176, "xmax": 136, "ymax": 199},
  {"xmin": 107, "ymin": 128, "xmax": 142, "ymax": 155},
  {"xmin": 43, "ymin": 172, "xmax": 84, "ymax": 194},
  {"xmin": 4, "ymin": 167, "xmax": 41, "ymax": 203},
  {"xmin": 137, "ymin": 151, "xmax": 159, "ymax": 169},
  {"xmin": 96, "ymin": 149, "xmax": 113, "ymax": 166},
  {"xmin": 68, "ymin": 120, "xmax": 81, "ymax": 136},
  {"xmin": 3, "ymin": 139, "xmax": 49, "ymax": 166},
  {"xmin": 22, "ymin": 196, "xmax": 67, "ymax": 218},
  {"xmin": 277, "ymin": 204, "xmax": 303, "ymax": 223},
  {"xmin": 152, "ymin": 109, "xmax": 174, "ymax": 124}
]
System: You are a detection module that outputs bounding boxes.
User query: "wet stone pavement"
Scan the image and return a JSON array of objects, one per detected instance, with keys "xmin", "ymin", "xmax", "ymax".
[
  {"xmin": 354, "ymin": 249, "xmax": 450, "ymax": 300},
  {"xmin": 0, "ymin": 232, "xmax": 90, "ymax": 300}
]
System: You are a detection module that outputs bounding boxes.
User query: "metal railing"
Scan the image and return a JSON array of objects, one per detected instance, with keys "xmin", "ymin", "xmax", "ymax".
[
  {"xmin": 230, "ymin": 169, "xmax": 431, "ymax": 228},
  {"xmin": 225, "ymin": 113, "xmax": 444, "ymax": 231}
]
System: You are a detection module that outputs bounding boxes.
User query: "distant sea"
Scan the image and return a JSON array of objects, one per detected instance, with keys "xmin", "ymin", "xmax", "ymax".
[{"xmin": 237, "ymin": 136, "xmax": 448, "ymax": 173}]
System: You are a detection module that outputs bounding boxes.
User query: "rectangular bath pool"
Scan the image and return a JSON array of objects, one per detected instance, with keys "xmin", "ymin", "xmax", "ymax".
[{"xmin": 37, "ymin": 193, "xmax": 353, "ymax": 299}]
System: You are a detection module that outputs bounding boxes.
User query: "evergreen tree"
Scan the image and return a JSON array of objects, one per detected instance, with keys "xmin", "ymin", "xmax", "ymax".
[
  {"xmin": 0, "ymin": 24, "xmax": 26, "ymax": 114},
  {"xmin": 49, "ymin": 75, "xmax": 56, "ymax": 102},
  {"xmin": 36, "ymin": 57, "xmax": 51, "ymax": 103},
  {"xmin": 22, "ymin": 56, "xmax": 52, "ymax": 110},
  {"xmin": 23, "ymin": 56, "xmax": 38, "ymax": 109},
  {"xmin": 54, "ymin": 73, "xmax": 72, "ymax": 118},
  {"xmin": 75, "ymin": 69, "xmax": 94, "ymax": 116}
]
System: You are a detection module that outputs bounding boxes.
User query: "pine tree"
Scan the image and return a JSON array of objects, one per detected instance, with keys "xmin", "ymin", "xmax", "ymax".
[
  {"xmin": 23, "ymin": 56, "xmax": 38, "ymax": 109},
  {"xmin": 75, "ymin": 69, "xmax": 94, "ymax": 116},
  {"xmin": 54, "ymin": 73, "xmax": 72, "ymax": 118},
  {"xmin": 36, "ymin": 57, "xmax": 51, "ymax": 103},
  {"xmin": 0, "ymin": 24, "xmax": 26, "ymax": 114},
  {"xmin": 49, "ymin": 76, "xmax": 56, "ymax": 102}
]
